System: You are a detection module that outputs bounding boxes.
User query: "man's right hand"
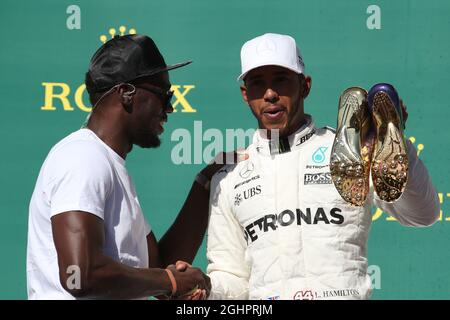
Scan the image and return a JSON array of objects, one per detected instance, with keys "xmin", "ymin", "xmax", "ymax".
[
  {"xmin": 166, "ymin": 263, "xmax": 210, "ymax": 299},
  {"xmin": 199, "ymin": 150, "xmax": 249, "ymax": 182}
]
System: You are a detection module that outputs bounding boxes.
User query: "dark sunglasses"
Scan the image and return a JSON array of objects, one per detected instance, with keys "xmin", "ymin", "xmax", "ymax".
[{"xmin": 135, "ymin": 85, "xmax": 174, "ymax": 107}]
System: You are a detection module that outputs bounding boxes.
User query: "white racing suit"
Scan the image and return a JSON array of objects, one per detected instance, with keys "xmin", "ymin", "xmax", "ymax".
[{"xmin": 206, "ymin": 115, "xmax": 439, "ymax": 300}]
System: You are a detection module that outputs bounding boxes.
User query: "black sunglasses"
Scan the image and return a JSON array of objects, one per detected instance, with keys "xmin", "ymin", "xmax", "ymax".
[{"xmin": 135, "ymin": 85, "xmax": 174, "ymax": 107}]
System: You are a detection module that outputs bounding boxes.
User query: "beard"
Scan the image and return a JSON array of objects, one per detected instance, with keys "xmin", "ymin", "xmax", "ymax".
[{"xmin": 135, "ymin": 129, "xmax": 161, "ymax": 148}]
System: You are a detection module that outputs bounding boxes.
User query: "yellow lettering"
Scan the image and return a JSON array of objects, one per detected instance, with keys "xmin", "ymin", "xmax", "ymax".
[
  {"xmin": 41, "ymin": 83, "xmax": 196, "ymax": 113},
  {"xmin": 372, "ymin": 208, "xmax": 383, "ymax": 221},
  {"xmin": 171, "ymin": 85, "xmax": 197, "ymax": 113},
  {"xmin": 437, "ymin": 193, "xmax": 444, "ymax": 221},
  {"xmin": 372, "ymin": 207, "xmax": 397, "ymax": 221},
  {"xmin": 41, "ymin": 82, "xmax": 74, "ymax": 111},
  {"xmin": 75, "ymin": 84, "xmax": 91, "ymax": 112},
  {"xmin": 445, "ymin": 193, "xmax": 450, "ymax": 221},
  {"xmin": 386, "ymin": 215, "xmax": 397, "ymax": 221}
]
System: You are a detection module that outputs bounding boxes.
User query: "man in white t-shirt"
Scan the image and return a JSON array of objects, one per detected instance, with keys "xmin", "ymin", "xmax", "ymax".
[{"xmin": 27, "ymin": 34, "xmax": 221, "ymax": 299}]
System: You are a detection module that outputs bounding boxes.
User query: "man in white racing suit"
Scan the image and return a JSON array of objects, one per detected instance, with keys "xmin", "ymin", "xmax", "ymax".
[{"xmin": 205, "ymin": 33, "xmax": 440, "ymax": 300}]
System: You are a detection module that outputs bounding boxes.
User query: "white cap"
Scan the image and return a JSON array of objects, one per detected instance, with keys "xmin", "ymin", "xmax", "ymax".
[{"xmin": 238, "ymin": 33, "xmax": 305, "ymax": 81}]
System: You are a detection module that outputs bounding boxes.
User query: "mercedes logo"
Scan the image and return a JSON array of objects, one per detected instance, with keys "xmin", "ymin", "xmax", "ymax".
[{"xmin": 239, "ymin": 161, "xmax": 254, "ymax": 178}]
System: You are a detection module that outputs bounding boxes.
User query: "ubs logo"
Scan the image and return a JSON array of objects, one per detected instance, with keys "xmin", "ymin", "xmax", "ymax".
[{"xmin": 234, "ymin": 185, "xmax": 261, "ymax": 206}]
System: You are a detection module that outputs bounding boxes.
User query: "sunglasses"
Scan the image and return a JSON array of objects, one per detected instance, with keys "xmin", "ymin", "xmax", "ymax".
[{"xmin": 135, "ymin": 85, "xmax": 174, "ymax": 107}]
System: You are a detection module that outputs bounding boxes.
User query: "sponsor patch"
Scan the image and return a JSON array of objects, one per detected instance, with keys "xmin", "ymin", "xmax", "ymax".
[
  {"xmin": 234, "ymin": 185, "xmax": 262, "ymax": 206},
  {"xmin": 243, "ymin": 207, "xmax": 344, "ymax": 244},
  {"xmin": 234, "ymin": 175, "xmax": 260, "ymax": 189},
  {"xmin": 304, "ymin": 172, "xmax": 332, "ymax": 185}
]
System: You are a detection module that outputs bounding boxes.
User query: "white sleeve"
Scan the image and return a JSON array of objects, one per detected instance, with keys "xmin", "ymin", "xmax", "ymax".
[
  {"xmin": 144, "ymin": 219, "xmax": 152, "ymax": 236},
  {"xmin": 206, "ymin": 170, "xmax": 250, "ymax": 300},
  {"xmin": 373, "ymin": 140, "xmax": 440, "ymax": 226},
  {"xmin": 44, "ymin": 141, "xmax": 114, "ymax": 219}
]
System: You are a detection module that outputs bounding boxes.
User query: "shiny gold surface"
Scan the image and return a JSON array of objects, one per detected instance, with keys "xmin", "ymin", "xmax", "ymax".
[
  {"xmin": 330, "ymin": 87, "xmax": 371, "ymax": 206},
  {"xmin": 371, "ymin": 92, "xmax": 408, "ymax": 202}
]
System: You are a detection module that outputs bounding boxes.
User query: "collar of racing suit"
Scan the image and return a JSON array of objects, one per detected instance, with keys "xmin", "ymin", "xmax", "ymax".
[{"xmin": 253, "ymin": 114, "xmax": 316, "ymax": 156}]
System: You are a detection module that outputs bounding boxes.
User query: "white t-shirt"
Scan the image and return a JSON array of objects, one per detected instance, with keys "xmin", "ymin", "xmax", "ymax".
[{"xmin": 27, "ymin": 129, "xmax": 151, "ymax": 299}]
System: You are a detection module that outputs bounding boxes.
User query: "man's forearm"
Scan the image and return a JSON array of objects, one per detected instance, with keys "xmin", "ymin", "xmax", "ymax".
[
  {"xmin": 158, "ymin": 181, "xmax": 210, "ymax": 266},
  {"xmin": 375, "ymin": 140, "xmax": 440, "ymax": 226},
  {"xmin": 63, "ymin": 255, "xmax": 172, "ymax": 299}
]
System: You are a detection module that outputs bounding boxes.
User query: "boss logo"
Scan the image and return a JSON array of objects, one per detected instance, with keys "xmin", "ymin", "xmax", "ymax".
[{"xmin": 304, "ymin": 172, "xmax": 332, "ymax": 185}]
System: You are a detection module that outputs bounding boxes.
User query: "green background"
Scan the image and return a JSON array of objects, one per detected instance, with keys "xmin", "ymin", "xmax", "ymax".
[{"xmin": 1, "ymin": 0, "xmax": 449, "ymax": 299}]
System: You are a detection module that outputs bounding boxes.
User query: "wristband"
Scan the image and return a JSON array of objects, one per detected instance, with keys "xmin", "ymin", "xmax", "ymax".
[{"xmin": 164, "ymin": 269, "xmax": 177, "ymax": 297}]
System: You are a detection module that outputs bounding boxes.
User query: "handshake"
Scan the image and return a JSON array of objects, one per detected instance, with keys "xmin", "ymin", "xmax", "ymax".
[{"xmin": 162, "ymin": 261, "xmax": 211, "ymax": 300}]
